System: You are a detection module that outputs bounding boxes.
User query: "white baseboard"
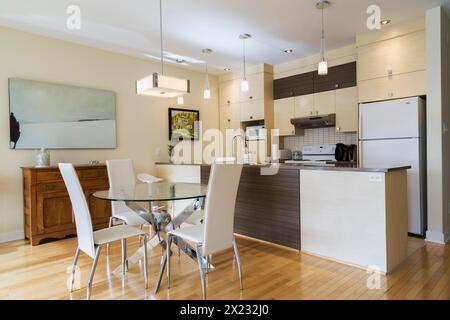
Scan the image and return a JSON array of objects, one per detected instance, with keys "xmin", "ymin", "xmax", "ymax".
[
  {"xmin": 0, "ymin": 230, "xmax": 24, "ymax": 244},
  {"xmin": 425, "ymin": 230, "xmax": 447, "ymax": 244}
]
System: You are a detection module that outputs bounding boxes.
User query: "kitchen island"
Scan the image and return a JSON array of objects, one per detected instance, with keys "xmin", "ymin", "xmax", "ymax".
[{"xmin": 155, "ymin": 162, "xmax": 410, "ymax": 273}]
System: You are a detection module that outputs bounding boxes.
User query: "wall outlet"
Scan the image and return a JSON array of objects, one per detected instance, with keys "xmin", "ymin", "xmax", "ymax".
[{"xmin": 369, "ymin": 174, "xmax": 382, "ymax": 183}]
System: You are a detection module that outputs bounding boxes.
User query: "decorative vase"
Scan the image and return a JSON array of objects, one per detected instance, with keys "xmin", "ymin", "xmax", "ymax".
[{"xmin": 35, "ymin": 147, "xmax": 50, "ymax": 167}]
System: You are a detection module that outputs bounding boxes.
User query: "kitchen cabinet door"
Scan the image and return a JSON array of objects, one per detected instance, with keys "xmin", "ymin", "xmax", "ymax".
[
  {"xmin": 220, "ymin": 103, "xmax": 240, "ymax": 128},
  {"xmin": 357, "ymin": 31, "xmax": 426, "ymax": 81},
  {"xmin": 335, "ymin": 87, "xmax": 358, "ymax": 133},
  {"xmin": 240, "ymin": 100, "xmax": 264, "ymax": 122},
  {"xmin": 358, "ymin": 70, "xmax": 426, "ymax": 103},
  {"xmin": 274, "ymin": 97, "xmax": 295, "ymax": 136},
  {"xmin": 294, "ymin": 94, "xmax": 314, "ymax": 118},
  {"xmin": 219, "ymin": 80, "xmax": 240, "ymax": 106},
  {"xmin": 240, "ymin": 73, "xmax": 264, "ymax": 102},
  {"xmin": 313, "ymin": 91, "xmax": 336, "ymax": 116}
]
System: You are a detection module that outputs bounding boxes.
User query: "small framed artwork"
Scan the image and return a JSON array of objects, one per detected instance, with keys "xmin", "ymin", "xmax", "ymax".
[{"xmin": 168, "ymin": 108, "xmax": 200, "ymax": 141}]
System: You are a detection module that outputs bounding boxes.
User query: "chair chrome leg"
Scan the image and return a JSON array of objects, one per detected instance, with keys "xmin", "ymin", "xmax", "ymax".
[
  {"xmin": 70, "ymin": 247, "xmax": 80, "ymax": 292},
  {"xmin": 166, "ymin": 235, "xmax": 172, "ymax": 288},
  {"xmin": 195, "ymin": 244, "xmax": 206, "ymax": 300},
  {"xmin": 142, "ymin": 235, "xmax": 148, "ymax": 289},
  {"xmin": 86, "ymin": 246, "xmax": 101, "ymax": 300},
  {"xmin": 233, "ymin": 238, "xmax": 243, "ymax": 290},
  {"xmin": 106, "ymin": 216, "xmax": 114, "ymax": 256},
  {"xmin": 121, "ymin": 239, "xmax": 127, "ymax": 275}
]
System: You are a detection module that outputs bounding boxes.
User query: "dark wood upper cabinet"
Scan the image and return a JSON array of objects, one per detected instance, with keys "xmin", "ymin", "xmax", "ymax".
[
  {"xmin": 274, "ymin": 72, "xmax": 314, "ymax": 100},
  {"xmin": 274, "ymin": 62, "xmax": 356, "ymax": 100},
  {"xmin": 314, "ymin": 62, "xmax": 357, "ymax": 92}
]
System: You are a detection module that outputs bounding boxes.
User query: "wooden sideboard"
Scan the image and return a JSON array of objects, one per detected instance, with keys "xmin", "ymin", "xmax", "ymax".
[{"xmin": 22, "ymin": 165, "xmax": 112, "ymax": 246}]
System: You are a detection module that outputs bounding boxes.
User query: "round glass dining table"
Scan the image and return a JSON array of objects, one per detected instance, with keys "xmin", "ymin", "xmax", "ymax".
[
  {"xmin": 92, "ymin": 181, "xmax": 208, "ymax": 294},
  {"xmin": 93, "ymin": 182, "xmax": 208, "ymax": 203}
]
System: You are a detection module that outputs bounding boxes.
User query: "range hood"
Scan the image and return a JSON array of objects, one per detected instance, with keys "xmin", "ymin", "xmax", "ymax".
[{"xmin": 290, "ymin": 114, "xmax": 336, "ymax": 129}]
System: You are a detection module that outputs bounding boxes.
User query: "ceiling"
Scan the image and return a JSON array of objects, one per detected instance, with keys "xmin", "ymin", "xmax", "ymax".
[{"xmin": 0, "ymin": 0, "xmax": 449, "ymax": 74}]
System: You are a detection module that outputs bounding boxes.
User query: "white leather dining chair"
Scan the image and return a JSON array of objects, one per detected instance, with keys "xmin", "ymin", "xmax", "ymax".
[
  {"xmin": 59, "ymin": 163, "xmax": 149, "ymax": 300},
  {"xmin": 165, "ymin": 160, "xmax": 243, "ymax": 299},
  {"xmin": 106, "ymin": 159, "xmax": 156, "ymax": 256}
]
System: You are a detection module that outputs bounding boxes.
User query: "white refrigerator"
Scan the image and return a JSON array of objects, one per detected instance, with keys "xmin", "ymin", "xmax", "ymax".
[{"xmin": 359, "ymin": 97, "xmax": 426, "ymax": 236}]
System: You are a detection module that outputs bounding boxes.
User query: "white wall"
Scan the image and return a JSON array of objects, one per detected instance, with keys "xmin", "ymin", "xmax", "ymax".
[
  {"xmin": 0, "ymin": 26, "xmax": 219, "ymax": 242},
  {"xmin": 426, "ymin": 7, "xmax": 450, "ymax": 243}
]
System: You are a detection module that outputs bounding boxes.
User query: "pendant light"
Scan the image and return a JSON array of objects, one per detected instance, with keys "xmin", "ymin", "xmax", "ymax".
[
  {"xmin": 136, "ymin": 0, "xmax": 190, "ymax": 98},
  {"xmin": 239, "ymin": 34, "xmax": 251, "ymax": 92},
  {"xmin": 202, "ymin": 49, "xmax": 213, "ymax": 100},
  {"xmin": 316, "ymin": 0, "xmax": 331, "ymax": 76}
]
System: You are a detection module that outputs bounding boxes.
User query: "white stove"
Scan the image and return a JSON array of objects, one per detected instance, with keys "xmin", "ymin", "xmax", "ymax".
[{"xmin": 285, "ymin": 144, "xmax": 336, "ymax": 166}]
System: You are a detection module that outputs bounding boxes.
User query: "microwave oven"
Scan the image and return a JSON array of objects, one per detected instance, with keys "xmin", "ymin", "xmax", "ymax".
[{"xmin": 245, "ymin": 125, "xmax": 266, "ymax": 141}]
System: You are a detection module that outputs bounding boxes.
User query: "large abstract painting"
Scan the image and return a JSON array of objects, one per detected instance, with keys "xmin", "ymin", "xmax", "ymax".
[
  {"xmin": 168, "ymin": 108, "xmax": 200, "ymax": 141},
  {"xmin": 9, "ymin": 78, "xmax": 116, "ymax": 149}
]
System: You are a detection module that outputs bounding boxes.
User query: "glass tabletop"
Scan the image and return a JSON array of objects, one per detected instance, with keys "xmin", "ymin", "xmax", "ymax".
[{"xmin": 93, "ymin": 182, "xmax": 208, "ymax": 202}]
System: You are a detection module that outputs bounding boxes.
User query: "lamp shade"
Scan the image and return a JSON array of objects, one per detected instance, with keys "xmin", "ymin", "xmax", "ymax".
[
  {"xmin": 318, "ymin": 60, "xmax": 328, "ymax": 76},
  {"xmin": 241, "ymin": 79, "xmax": 249, "ymax": 92},
  {"xmin": 137, "ymin": 73, "xmax": 190, "ymax": 97}
]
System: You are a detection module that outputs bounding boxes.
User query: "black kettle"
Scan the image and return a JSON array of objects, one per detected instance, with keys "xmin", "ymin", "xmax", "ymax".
[{"xmin": 335, "ymin": 143, "xmax": 348, "ymax": 162}]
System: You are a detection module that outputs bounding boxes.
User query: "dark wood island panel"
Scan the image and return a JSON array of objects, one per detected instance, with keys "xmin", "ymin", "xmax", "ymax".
[{"xmin": 201, "ymin": 166, "xmax": 300, "ymax": 250}]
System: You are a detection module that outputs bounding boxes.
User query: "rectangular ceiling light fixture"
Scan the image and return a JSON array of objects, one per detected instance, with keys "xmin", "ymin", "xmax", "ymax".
[{"xmin": 136, "ymin": 73, "xmax": 190, "ymax": 98}]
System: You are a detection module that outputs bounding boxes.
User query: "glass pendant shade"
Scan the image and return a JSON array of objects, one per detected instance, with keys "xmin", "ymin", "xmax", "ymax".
[
  {"xmin": 203, "ymin": 74, "xmax": 211, "ymax": 99},
  {"xmin": 203, "ymin": 88, "xmax": 211, "ymax": 99},
  {"xmin": 241, "ymin": 79, "xmax": 249, "ymax": 92},
  {"xmin": 318, "ymin": 59, "xmax": 328, "ymax": 76}
]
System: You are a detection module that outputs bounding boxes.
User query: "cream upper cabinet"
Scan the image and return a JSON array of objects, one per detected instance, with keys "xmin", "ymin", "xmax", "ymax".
[
  {"xmin": 357, "ymin": 31, "xmax": 426, "ymax": 81},
  {"xmin": 219, "ymin": 80, "xmax": 240, "ymax": 106},
  {"xmin": 240, "ymin": 100, "xmax": 264, "ymax": 122},
  {"xmin": 274, "ymin": 97, "xmax": 295, "ymax": 136},
  {"xmin": 358, "ymin": 70, "xmax": 426, "ymax": 103},
  {"xmin": 313, "ymin": 91, "xmax": 336, "ymax": 116},
  {"xmin": 240, "ymin": 73, "xmax": 264, "ymax": 102},
  {"xmin": 219, "ymin": 103, "xmax": 240, "ymax": 130},
  {"xmin": 335, "ymin": 87, "xmax": 358, "ymax": 133},
  {"xmin": 294, "ymin": 94, "xmax": 314, "ymax": 118}
]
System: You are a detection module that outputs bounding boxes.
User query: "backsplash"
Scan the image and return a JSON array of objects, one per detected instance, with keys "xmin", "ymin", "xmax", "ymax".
[{"xmin": 283, "ymin": 127, "xmax": 358, "ymax": 152}]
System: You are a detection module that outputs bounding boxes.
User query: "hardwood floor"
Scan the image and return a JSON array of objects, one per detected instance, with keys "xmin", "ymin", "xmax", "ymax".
[{"xmin": 0, "ymin": 235, "xmax": 449, "ymax": 300}]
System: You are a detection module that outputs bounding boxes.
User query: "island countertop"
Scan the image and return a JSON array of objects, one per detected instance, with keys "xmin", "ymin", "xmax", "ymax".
[{"xmin": 155, "ymin": 162, "xmax": 411, "ymax": 173}]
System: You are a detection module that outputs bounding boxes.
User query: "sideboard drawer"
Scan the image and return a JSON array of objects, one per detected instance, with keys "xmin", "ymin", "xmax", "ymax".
[
  {"xmin": 36, "ymin": 182, "xmax": 67, "ymax": 193},
  {"xmin": 36, "ymin": 171, "xmax": 63, "ymax": 183},
  {"xmin": 79, "ymin": 169, "xmax": 107, "ymax": 180}
]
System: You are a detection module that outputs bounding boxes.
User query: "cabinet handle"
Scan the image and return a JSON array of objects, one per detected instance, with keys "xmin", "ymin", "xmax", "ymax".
[
  {"xmin": 228, "ymin": 119, "xmax": 231, "ymax": 122},
  {"xmin": 337, "ymin": 127, "xmax": 341, "ymax": 132},
  {"xmin": 388, "ymin": 92, "xmax": 394, "ymax": 98},
  {"xmin": 249, "ymin": 96, "xmax": 253, "ymax": 100},
  {"xmin": 250, "ymin": 116, "xmax": 253, "ymax": 120},
  {"xmin": 55, "ymin": 173, "xmax": 62, "ymax": 179},
  {"xmin": 335, "ymin": 84, "xmax": 339, "ymax": 89},
  {"xmin": 310, "ymin": 111, "xmax": 313, "ymax": 115},
  {"xmin": 227, "ymin": 100, "xmax": 231, "ymax": 104}
]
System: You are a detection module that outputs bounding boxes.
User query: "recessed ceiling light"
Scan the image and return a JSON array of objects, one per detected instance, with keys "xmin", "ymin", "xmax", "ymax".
[
  {"xmin": 284, "ymin": 49, "xmax": 293, "ymax": 54},
  {"xmin": 224, "ymin": 67, "xmax": 231, "ymax": 72},
  {"xmin": 381, "ymin": 19, "xmax": 391, "ymax": 25}
]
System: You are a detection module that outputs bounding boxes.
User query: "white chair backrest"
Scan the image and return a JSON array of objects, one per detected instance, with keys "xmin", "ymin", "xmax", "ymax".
[
  {"xmin": 106, "ymin": 159, "xmax": 136, "ymax": 216},
  {"xmin": 202, "ymin": 162, "xmax": 243, "ymax": 255},
  {"xmin": 58, "ymin": 163, "xmax": 96, "ymax": 258}
]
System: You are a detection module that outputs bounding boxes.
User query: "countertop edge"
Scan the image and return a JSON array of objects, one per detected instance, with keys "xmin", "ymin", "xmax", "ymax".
[{"xmin": 154, "ymin": 162, "xmax": 411, "ymax": 173}]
